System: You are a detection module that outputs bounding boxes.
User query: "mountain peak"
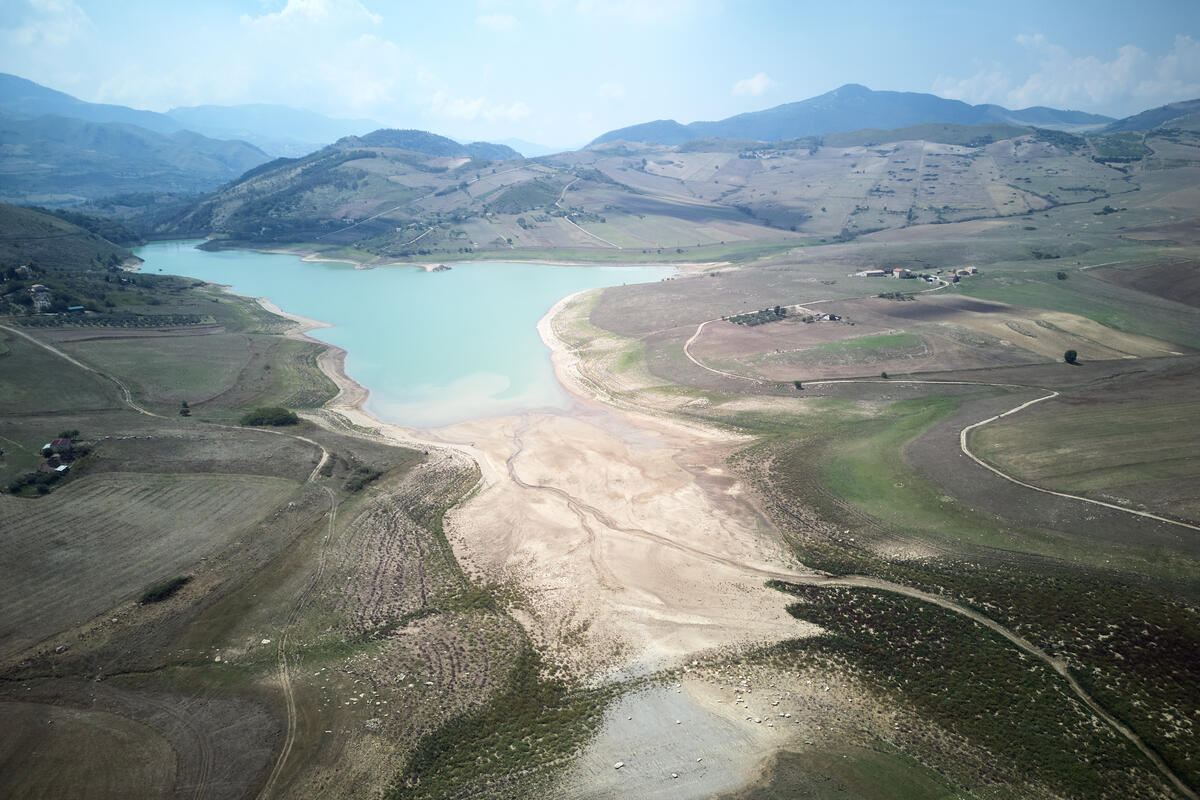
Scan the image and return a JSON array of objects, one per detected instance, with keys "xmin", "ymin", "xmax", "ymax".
[{"xmin": 589, "ymin": 84, "xmax": 1114, "ymax": 147}]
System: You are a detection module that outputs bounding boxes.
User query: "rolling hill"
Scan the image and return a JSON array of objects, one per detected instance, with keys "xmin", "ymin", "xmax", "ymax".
[
  {"xmin": 155, "ymin": 118, "xmax": 1180, "ymax": 266},
  {"xmin": 589, "ymin": 83, "xmax": 1113, "ymax": 146},
  {"xmin": 1105, "ymin": 98, "xmax": 1200, "ymax": 132},
  {"xmin": 0, "ymin": 110, "xmax": 271, "ymax": 205}
]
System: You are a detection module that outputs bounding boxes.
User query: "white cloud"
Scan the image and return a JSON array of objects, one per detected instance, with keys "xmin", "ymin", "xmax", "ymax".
[
  {"xmin": 430, "ymin": 91, "xmax": 531, "ymax": 123},
  {"xmin": 597, "ymin": 82, "xmax": 626, "ymax": 100},
  {"xmin": 475, "ymin": 13, "xmax": 518, "ymax": 30},
  {"xmin": 0, "ymin": 0, "xmax": 90, "ymax": 48},
  {"xmin": 732, "ymin": 72, "xmax": 774, "ymax": 97},
  {"xmin": 241, "ymin": 0, "xmax": 381, "ymax": 30},
  {"xmin": 933, "ymin": 34, "xmax": 1200, "ymax": 116}
]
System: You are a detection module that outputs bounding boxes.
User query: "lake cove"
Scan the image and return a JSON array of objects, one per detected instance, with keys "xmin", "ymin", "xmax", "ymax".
[{"xmin": 135, "ymin": 241, "xmax": 673, "ymax": 428}]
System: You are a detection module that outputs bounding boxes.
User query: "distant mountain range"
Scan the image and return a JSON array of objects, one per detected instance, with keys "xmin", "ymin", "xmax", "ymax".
[
  {"xmin": 165, "ymin": 104, "xmax": 384, "ymax": 158},
  {"xmin": 0, "ymin": 73, "xmax": 385, "ymax": 157},
  {"xmin": 589, "ymin": 84, "xmax": 1116, "ymax": 146},
  {"xmin": 0, "ymin": 74, "xmax": 530, "ymax": 205},
  {"xmin": 0, "ymin": 109, "xmax": 270, "ymax": 204}
]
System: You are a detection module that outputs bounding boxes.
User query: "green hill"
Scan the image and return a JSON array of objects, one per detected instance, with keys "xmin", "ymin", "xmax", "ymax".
[
  {"xmin": 0, "ymin": 204, "xmax": 202, "ymax": 320},
  {"xmin": 0, "ymin": 111, "xmax": 270, "ymax": 206}
]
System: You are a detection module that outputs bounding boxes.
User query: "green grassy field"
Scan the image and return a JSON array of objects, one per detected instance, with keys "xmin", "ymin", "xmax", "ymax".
[
  {"xmin": 972, "ymin": 396, "xmax": 1200, "ymax": 521},
  {"xmin": 720, "ymin": 742, "xmax": 962, "ymax": 800}
]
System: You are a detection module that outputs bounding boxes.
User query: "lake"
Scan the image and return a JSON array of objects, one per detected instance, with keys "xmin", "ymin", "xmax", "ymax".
[{"xmin": 134, "ymin": 241, "xmax": 672, "ymax": 428}]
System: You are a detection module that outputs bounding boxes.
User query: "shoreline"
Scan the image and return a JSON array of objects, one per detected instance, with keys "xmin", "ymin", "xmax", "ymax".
[{"xmin": 209, "ymin": 240, "xmax": 726, "ymax": 275}]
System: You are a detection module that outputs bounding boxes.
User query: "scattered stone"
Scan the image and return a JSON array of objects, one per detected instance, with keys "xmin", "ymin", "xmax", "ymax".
[
  {"xmin": 613, "ymin": 762, "xmax": 624, "ymax": 770},
  {"xmin": 54, "ymin": 645, "xmax": 69, "ymax": 654}
]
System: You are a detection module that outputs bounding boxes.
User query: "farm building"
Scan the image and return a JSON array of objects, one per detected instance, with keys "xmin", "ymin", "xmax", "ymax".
[
  {"xmin": 892, "ymin": 268, "xmax": 913, "ymax": 278},
  {"xmin": 855, "ymin": 269, "xmax": 887, "ymax": 277},
  {"xmin": 49, "ymin": 438, "xmax": 72, "ymax": 454}
]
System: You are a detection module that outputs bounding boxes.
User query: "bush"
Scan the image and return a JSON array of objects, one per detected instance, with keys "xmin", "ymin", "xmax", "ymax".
[
  {"xmin": 240, "ymin": 406, "xmax": 300, "ymax": 426},
  {"xmin": 6, "ymin": 470, "xmax": 62, "ymax": 495},
  {"xmin": 139, "ymin": 576, "xmax": 191, "ymax": 603},
  {"xmin": 1064, "ymin": 349, "xmax": 1078, "ymax": 364},
  {"xmin": 344, "ymin": 465, "xmax": 383, "ymax": 493}
]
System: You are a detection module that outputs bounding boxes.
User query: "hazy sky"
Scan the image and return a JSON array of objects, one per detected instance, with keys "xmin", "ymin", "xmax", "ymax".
[{"xmin": 2, "ymin": 0, "xmax": 1198, "ymax": 146}]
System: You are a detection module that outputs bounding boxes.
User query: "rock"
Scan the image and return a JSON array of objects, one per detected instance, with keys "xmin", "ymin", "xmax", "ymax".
[
  {"xmin": 54, "ymin": 645, "xmax": 69, "ymax": 654},
  {"xmin": 671, "ymin": 773, "xmax": 678, "ymax": 779},
  {"xmin": 613, "ymin": 762, "xmax": 624, "ymax": 770}
]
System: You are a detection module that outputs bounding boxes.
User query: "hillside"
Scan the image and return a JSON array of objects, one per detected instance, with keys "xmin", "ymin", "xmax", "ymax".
[
  {"xmin": 590, "ymin": 83, "xmax": 1112, "ymax": 146},
  {"xmin": 335, "ymin": 129, "xmax": 522, "ymax": 160},
  {"xmin": 1105, "ymin": 98, "xmax": 1200, "ymax": 132},
  {"xmin": 0, "ymin": 203, "xmax": 169, "ymax": 316},
  {"xmin": 157, "ymin": 121, "xmax": 1173, "ymax": 265},
  {"xmin": 0, "ymin": 111, "xmax": 271, "ymax": 205}
]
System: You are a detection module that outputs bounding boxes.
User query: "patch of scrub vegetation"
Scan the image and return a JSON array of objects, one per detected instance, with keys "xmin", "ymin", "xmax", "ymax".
[
  {"xmin": 390, "ymin": 646, "xmax": 614, "ymax": 800},
  {"xmin": 729, "ymin": 306, "xmax": 788, "ymax": 325},
  {"xmin": 139, "ymin": 575, "xmax": 191, "ymax": 603},
  {"xmin": 731, "ymin": 413, "xmax": 1200, "ymax": 792},
  {"xmin": 760, "ymin": 583, "xmax": 1162, "ymax": 798},
  {"xmin": 485, "ymin": 179, "xmax": 563, "ymax": 214},
  {"xmin": 239, "ymin": 406, "xmax": 300, "ymax": 426}
]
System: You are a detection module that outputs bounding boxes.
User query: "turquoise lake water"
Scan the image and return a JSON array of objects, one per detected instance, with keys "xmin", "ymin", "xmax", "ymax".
[{"xmin": 134, "ymin": 241, "xmax": 671, "ymax": 428}]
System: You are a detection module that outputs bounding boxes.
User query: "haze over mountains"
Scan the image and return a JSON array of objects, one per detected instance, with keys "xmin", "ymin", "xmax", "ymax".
[{"xmin": 589, "ymin": 83, "xmax": 1116, "ymax": 146}]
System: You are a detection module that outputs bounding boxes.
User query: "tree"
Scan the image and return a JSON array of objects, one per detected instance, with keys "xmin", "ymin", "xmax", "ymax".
[
  {"xmin": 793, "ymin": 380, "xmax": 803, "ymax": 390},
  {"xmin": 1056, "ymin": 271, "xmax": 1069, "ymax": 280},
  {"xmin": 1064, "ymin": 349, "xmax": 1078, "ymax": 364}
]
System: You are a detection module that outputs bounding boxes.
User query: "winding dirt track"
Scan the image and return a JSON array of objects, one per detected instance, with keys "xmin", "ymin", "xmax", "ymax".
[
  {"xmin": 505, "ymin": 426, "xmax": 1197, "ymax": 799},
  {"xmin": 257, "ymin": 485, "xmax": 339, "ymax": 800}
]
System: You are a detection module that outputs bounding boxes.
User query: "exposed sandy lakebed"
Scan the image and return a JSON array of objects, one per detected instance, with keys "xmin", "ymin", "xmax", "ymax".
[{"xmin": 264, "ymin": 284, "xmax": 821, "ymax": 799}]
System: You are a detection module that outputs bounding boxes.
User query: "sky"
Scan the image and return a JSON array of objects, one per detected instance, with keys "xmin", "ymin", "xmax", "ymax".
[{"xmin": 1, "ymin": 0, "xmax": 1198, "ymax": 147}]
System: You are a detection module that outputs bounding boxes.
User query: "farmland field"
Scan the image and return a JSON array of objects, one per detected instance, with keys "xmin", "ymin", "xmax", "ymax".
[
  {"xmin": 0, "ymin": 702, "xmax": 176, "ymax": 800},
  {"xmin": 0, "ymin": 471, "xmax": 300, "ymax": 656},
  {"xmin": 970, "ymin": 372, "xmax": 1200, "ymax": 522}
]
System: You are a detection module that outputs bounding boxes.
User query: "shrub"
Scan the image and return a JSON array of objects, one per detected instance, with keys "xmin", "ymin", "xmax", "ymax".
[
  {"xmin": 344, "ymin": 465, "xmax": 383, "ymax": 492},
  {"xmin": 1064, "ymin": 349, "xmax": 1078, "ymax": 364},
  {"xmin": 139, "ymin": 576, "xmax": 191, "ymax": 603},
  {"xmin": 240, "ymin": 406, "xmax": 300, "ymax": 426}
]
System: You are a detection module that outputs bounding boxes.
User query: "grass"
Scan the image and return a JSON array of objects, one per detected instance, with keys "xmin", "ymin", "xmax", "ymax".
[
  {"xmin": 0, "ymin": 331, "xmax": 121, "ymax": 416},
  {"xmin": 954, "ymin": 269, "xmax": 1200, "ymax": 349},
  {"xmin": 61, "ymin": 332, "xmax": 254, "ymax": 406},
  {"xmin": 971, "ymin": 397, "xmax": 1200, "ymax": 518},
  {"xmin": 720, "ymin": 743, "xmax": 966, "ymax": 800},
  {"xmin": 815, "ymin": 395, "xmax": 1059, "ymax": 554},
  {"xmin": 389, "ymin": 646, "xmax": 615, "ymax": 800},
  {"xmin": 815, "ymin": 332, "xmax": 922, "ymax": 353},
  {"xmin": 760, "ymin": 583, "xmax": 1159, "ymax": 798},
  {"xmin": 727, "ymin": 402, "xmax": 1200, "ymax": 793}
]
